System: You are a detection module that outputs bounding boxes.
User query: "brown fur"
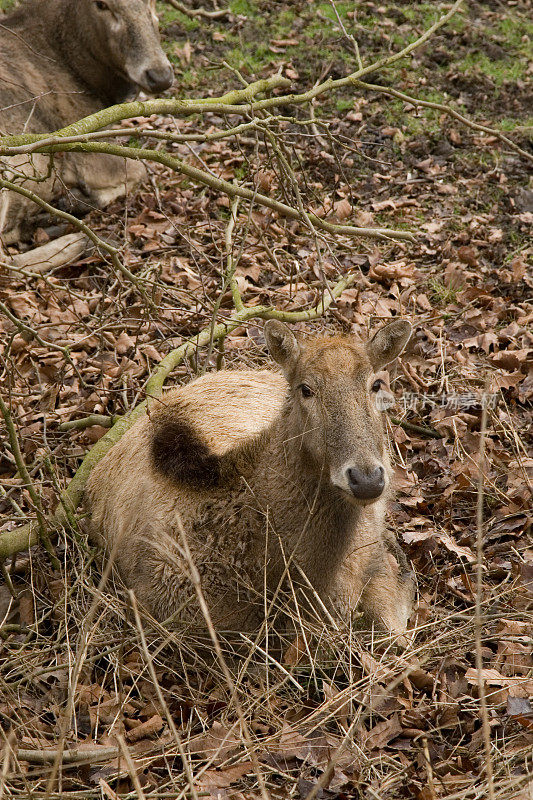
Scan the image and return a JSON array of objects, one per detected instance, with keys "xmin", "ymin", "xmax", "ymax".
[
  {"xmin": 0, "ymin": 0, "xmax": 173, "ymax": 244},
  {"xmin": 86, "ymin": 321, "xmax": 415, "ymax": 635}
]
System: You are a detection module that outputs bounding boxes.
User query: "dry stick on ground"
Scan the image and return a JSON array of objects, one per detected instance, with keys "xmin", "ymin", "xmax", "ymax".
[
  {"xmin": 15, "ymin": 747, "xmax": 120, "ymax": 765},
  {"xmin": 0, "ymin": 269, "xmax": 358, "ymax": 561},
  {"xmin": 58, "ymin": 414, "xmax": 120, "ymax": 432},
  {"xmin": 475, "ymin": 399, "xmax": 495, "ymax": 800},
  {"xmin": 164, "ymin": 0, "xmax": 230, "ymax": 18}
]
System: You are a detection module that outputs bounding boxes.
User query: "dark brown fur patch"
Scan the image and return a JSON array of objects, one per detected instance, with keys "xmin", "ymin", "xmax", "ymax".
[{"xmin": 150, "ymin": 416, "xmax": 221, "ymax": 488}]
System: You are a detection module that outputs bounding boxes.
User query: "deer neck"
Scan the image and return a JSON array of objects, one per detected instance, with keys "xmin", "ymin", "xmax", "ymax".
[{"xmin": 258, "ymin": 406, "xmax": 362, "ymax": 593}]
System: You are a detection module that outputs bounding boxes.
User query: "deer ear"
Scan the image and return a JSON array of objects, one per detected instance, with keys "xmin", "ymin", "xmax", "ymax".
[
  {"xmin": 264, "ymin": 320, "xmax": 300, "ymax": 373},
  {"xmin": 366, "ymin": 320, "xmax": 412, "ymax": 370}
]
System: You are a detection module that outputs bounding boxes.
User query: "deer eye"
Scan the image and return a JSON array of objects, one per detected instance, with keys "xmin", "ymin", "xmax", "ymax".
[
  {"xmin": 95, "ymin": 0, "xmax": 109, "ymax": 9},
  {"xmin": 371, "ymin": 378, "xmax": 383, "ymax": 393},
  {"xmin": 299, "ymin": 384, "xmax": 314, "ymax": 398}
]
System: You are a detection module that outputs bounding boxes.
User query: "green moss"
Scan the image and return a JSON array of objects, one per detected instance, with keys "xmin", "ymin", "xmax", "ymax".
[
  {"xmin": 457, "ymin": 51, "xmax": 526, "ymax": 86},
  {"xmin": 157, "ymin": 3, "xmax": 199, "ymax": 31},
  {"xmin": 278, "ymin": 9, "xmax": 295, "ymax": 28},
  {"xmin": 496, "ymin": 16, "xmax": 533, "ymax": 49},
  {"xmin": 400, "ymin": 2, "xmax": 444, "ymax": 26},
  {"xmin": 316, "ymin": 2, "xmax": 352, "ymax": 21},
  {"xmin": 230, "ymin": 0, "xmax": 255, "ymax": 15},
  {"xmin": 336, "ymin": 97, "xmax": 353, "ymax": 112},
  {"xmin": 429, "ymin": 278, "xmax": 460, "ymax": 305},
  {"xmin": 499, "ymin": 117, "xmax": 533, "ymax": 131}
]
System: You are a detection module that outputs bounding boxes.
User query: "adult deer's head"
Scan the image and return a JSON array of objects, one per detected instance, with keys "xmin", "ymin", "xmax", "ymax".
[{"xmin": 79, "ymin": 0, "xmax": 173, "ymax": 95}]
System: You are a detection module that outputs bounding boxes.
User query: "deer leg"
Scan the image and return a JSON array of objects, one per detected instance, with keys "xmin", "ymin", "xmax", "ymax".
[
  {"xmin": 65, "ymin": 152, "xmax": 147, "ymax": 211},
  {"xmin": 360, "ymin": 541, "xmax": 415, "ymax": 635},
  {"xmin": 330, "ymin": 537, "xmax": 414, "ymax": 636},
  {"xmin": 0, "ymin": 153, "xmax": 58, "ymax": 244}
]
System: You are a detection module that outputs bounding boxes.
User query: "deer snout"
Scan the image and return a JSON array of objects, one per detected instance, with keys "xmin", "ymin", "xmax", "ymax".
[
  {"xmin": 346, "ymin": 465, "xmax": 385, "ymax": 500},
  {"xmin": 142, "ymin": 64, "xmax": 174, "ymax": 93}
]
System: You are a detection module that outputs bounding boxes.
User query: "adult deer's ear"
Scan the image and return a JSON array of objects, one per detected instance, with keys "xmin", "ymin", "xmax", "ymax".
[
  {"xmin": 264, "ymin": 320, "xmax": 300, "ymax": 374},
  {"xmin": 366, "ymin": 320, "xmax": 412, "ymax": 370}
]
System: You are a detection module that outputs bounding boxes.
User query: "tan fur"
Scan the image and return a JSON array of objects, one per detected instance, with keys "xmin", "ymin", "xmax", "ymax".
[
  {"xmin": 86, "ymin": 323, "xmax": 415, "ymax": 635},
  {"xmin": 0, "ymin": 0, "xmax": 173, "ymax": 244}
]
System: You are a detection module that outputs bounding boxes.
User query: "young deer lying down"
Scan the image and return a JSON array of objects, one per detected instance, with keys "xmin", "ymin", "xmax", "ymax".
[{"xmin": 86, "ymin": 320, "xmax": 415, "ymax": 636}]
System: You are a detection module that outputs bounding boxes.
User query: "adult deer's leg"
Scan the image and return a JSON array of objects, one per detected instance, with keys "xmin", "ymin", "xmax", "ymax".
[{"xmin": 64, "ymin": 152, "xmax": 147, "ymax": 211}]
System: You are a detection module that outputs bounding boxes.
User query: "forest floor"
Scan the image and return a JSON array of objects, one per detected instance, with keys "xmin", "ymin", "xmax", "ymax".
[{"xmin": 0, "ymin": 1, "xmax": 532, "ymax": 798}]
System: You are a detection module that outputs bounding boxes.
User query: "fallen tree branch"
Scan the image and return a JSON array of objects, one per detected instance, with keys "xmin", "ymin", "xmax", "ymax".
[
  {"xmin": 164, "ymin": 0, "xmax": 230, "ymax": 18},
  {"xmin": 58, "ymin": 415, "xmax": 118, "ymax": 432},
  {"xmin": 15, "ymin": 746, "xmax": 120, "ymax": 765},
  {"xmin": 389, "ymin": 416, "xmax": 443, "ymax": 439},
  {"xmin": 0, "ymin": 76, "xmax": 291, "ymax": 149},
  {"xmin": 25, "ymin": 139, "xmax": 413, "ymax": 242}
]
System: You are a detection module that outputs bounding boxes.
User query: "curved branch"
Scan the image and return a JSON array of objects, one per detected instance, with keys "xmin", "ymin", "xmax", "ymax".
[
  {"xmin": 0, "ymin": 75, "xmax": 291, "ymax": 149},
  {"xmin": 15, "ymin": 140, "xmax": 414, "ymax": 241},
  {"xmin": 355, "ymin": 81, "xmax": 533, "ymax": 164}
]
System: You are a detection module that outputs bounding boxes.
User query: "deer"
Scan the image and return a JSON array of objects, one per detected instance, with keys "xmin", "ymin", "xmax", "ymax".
[
  {"xmin": 86, "ymin": 320, "xmax": 415, "ymax": 639},
  {"xmin": 0, "ymin": 0, "xmax": 173, "ymax": 266}
]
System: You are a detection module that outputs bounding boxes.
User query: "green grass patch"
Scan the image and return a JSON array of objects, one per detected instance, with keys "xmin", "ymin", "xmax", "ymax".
[
  {"xmin": 496, "ymin": 16, "xmax": 533, "ymax": 49},
  {"xmin": 429, "ymin": 278, "xmax": 460, "ymax": 305},
  {"xmin": 316, "ymin": 2, "xmax": 352, "ymax": 21},
  {"xmin": 230, "ymin": 0, "xmax": 256, "ymax": 15},
  {"xmin": 157, "ymin": 3, "xmax": 199, "ymax": 31},
  {"xmin": 499, "ymin": 117, "xmax": 533, "ymax": 131},
  {"xmin": 456, "ymin": 51, "xmax": 527, "ymax": 86}
]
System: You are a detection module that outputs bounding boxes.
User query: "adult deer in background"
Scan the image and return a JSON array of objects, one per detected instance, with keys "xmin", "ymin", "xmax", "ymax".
[{"xmin": 0, "ymin": 0, "xmax": 173, "ymax": 264}]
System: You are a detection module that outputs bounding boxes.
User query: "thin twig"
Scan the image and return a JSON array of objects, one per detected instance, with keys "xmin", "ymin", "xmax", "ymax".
[{"xmin": 475, "ymin": 397, "xmax": 495, "ymax": 800}]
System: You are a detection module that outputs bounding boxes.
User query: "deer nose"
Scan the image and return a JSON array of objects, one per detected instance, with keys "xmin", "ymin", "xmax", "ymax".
[
  {"xmin": 346, "ymin": 466, "xmax": 385, "ymax": 500},
  {"xmin": 143, "ymin": 65, "xmax": 174, "ymax": 92}
]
